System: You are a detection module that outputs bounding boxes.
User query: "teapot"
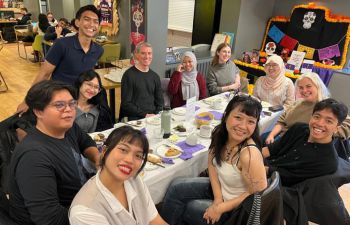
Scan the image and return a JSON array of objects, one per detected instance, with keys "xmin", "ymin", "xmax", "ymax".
[{"xmin": 186, "ymin": 132, "xmax": 198, "ymax": 146}]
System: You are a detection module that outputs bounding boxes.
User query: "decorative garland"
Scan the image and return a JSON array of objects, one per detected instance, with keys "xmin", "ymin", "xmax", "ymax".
[{"xmin": 261, "ymin": 3, "xmax": 350, "ymax": 70}]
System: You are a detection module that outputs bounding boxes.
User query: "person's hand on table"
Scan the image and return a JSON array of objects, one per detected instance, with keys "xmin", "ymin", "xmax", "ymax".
[
  {"xmin": 230, "ymin": 82, "xmax": 240, "ymax": 91},
  {"xmin": 16, "ymin": 101, "xmax": 29, "ymax": 117},
  {"xmin": 203, "ymin": 203, "xmax": 222, "ymax": 224},
  {"xmin": 145, "ymin": 114, "xmax": 155, "ymax": 118}
]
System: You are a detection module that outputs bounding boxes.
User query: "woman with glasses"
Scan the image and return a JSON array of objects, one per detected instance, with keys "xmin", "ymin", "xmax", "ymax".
[
  {"xmin": 69, "ymin": 126, "xmax": 168, "ymax": 225},
  {"xmin": 207, "ymin": 43, "xmax": 241, "ymax": 96},
  {"xmin": 74, "ymin": 70, "xmax": 114, "ymax": 133},
  {"xmin": 161, "ymin": 95, "xmax": 267, "ymax": 225},
  {"xmin": 167, "ymin": 51, "xmax": 207, "ymax": 108},
  {"xmin": 253, "ymin": 54, "xmax": 295, "ymax": 109}
]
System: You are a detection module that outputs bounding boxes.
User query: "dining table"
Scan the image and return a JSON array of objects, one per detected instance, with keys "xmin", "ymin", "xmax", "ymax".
[
  {"xmin": 95, "ymin": 60, "xmax": 131, "ymax": 122},
  {"xmin": 89, "ymin": 92, "xmax": 283, "ymax": 204}
]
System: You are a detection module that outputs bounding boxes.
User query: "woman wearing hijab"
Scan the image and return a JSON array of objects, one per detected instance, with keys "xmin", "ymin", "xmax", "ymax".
[
  {"xmin": 253, "ymin": 54, "xmax": 295, "ymax": 109},
  {"xmin": 168, "ymin": 51, "xmax": 207, "ymax": 108}
]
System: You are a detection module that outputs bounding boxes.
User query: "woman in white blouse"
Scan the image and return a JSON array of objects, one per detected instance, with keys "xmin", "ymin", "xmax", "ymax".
[
  {"xmin": 253, "ymin": 54, "xmax": 295, "ymax": 109},
  {"xmin": 69, "ymin": 126, "xmax": 168, "ymax": 225}
]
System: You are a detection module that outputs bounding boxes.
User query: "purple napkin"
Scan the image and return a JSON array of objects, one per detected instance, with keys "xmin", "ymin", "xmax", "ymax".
[
  {"xmin": 225, "ymin": 93, "xmax": 230, "ymax": 98},
  {"xmin": 162, "ymin": 158, "xmax": 174, "ymax": 164},
  {"xmin": 208, "ymin": 111, "xmax": 223, "ymax": 120},
  {"xmin": 176, "ymin": 141, "xmax": 206, "ymax": 160}
]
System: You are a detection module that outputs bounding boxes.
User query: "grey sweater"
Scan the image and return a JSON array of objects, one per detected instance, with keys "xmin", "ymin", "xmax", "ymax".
[{"xmin": 207, "ymin": 61, "xmax": 240, "ymax": 96}]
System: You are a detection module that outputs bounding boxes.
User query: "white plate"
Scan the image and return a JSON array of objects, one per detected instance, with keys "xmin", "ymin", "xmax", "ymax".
[
  {"xmin": 173, "ymin": 131, "xmax": 189, "ymax": 137},
  {"xmin": 126, "ymin": 120, "xmax": 143, "ymax": 127},
  {"xmin": 146, "ymin": 117, "xmax": 161, "ymax": 125},
  {"xmin": 197, "ymin": 131, "xmax": 211, "ymax": 139},
  {"xmin": 144, "ymin": 162, "xmax": 160, "ymax": 171},
  {"xmin": 172, "ymin": 108, "xmax": 186, "ymax": 116},
  {"xmin": 156, "ymin": 145, "xmax": 182, "ymax": 159},
  {"xmin": 210, "ymin": 104, "xmax": 224, "ymax": 110},
  {"xmin": 203, "ymin": 97, "xmax": 217, "ymax": 105}
]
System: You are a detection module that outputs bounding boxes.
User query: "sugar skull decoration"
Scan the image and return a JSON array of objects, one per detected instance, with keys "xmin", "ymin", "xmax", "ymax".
[
  {"xmin": 265, "ymin": 42, "xmax": 276, "ymax": 55},
  {"xmin": 303, "ymin": 11, "xmax": 316, "ymax": 29}
]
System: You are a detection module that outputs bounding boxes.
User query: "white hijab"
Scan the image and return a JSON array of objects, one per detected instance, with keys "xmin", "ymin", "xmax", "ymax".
[
  {"xmin": 262, "ymin": 54, "xmax": 286, "ymax": 90},
  {"xmin": 181, "ymin": 51, "xmax": 199, "ymax": 100}
]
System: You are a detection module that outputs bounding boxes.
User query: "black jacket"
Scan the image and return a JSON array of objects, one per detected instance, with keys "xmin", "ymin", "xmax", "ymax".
[
  {"xmin": 17, "ymin": 13, "xmax": 32, "ymax": 25},
  {"xmin": 44, "ymin": 26, "xmax": 71, "ymax": 41}
]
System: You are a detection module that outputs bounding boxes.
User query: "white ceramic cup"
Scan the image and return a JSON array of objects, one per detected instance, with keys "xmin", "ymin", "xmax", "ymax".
[
  {"xmin": 199, "ymin": 125, "xmax": 212, "ymax": 138},
  {"xmin": 186, "ymin": 133, "xmax": 198, "ymax": 146},
  {"xmin": 211, "ymin": 99, "xmax": 223, "ymax": 110}
]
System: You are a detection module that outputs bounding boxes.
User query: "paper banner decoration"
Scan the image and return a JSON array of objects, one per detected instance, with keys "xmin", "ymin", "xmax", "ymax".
[
  {"xmin": 280, "ymin": 35, "xmax": 298, "ymax": 51},
  {"xmin": 268, "ymin": 25, "xmax": 285, "ymax": 43},
  {"xmin": 318, "ymin": 44, "xmax": 341, "ymax": 61},
  {"xmin": 297, "ymin": 44, "xmax": 315, "ymax": 59}
]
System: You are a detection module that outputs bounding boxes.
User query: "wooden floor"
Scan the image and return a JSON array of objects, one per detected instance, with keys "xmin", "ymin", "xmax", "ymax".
[{"xmin": 0, "ymin": 43, "xmax": 349, "ymax": 223}]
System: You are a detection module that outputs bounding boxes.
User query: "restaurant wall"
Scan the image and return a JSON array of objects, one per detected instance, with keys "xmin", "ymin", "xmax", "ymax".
[
  {"xmin": 114, "ymin": 0, "xmax": 131, "ymax": 60},
  {"xmin": 219, "ymin": 0, "xmax": 241, "ymax": 52},
  {"xmin": 23, "ymin": 0, "xmax": 39, "ymax": 20},
  {"xmin": 146, "ymin": 0, "xmax": 168, "ymax": 78},
  {"xmin": 232, "ymin": 0, "xmax": 275, "ymax": 59}
]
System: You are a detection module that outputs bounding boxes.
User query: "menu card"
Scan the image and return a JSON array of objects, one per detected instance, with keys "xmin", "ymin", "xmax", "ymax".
[
  {"xmin": 185, "ymin": 96, "xmax": 196, "ymax": 121},
  {"xmin": 287, "ymin": 51, "xmax": 306, "ymax": 71}
]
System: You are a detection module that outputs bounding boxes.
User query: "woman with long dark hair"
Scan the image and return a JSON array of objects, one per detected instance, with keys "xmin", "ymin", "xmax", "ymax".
[
  {"xmin": 161, "ymin": 95, "xmax": 267, "ymax": 225},
  {"xmin": 74, "ymin": 70, "xmax": 114, "ymax": 132},
  {"xmin": 33, "ymin": 13, "xmax": 50, "ymax": 35}
]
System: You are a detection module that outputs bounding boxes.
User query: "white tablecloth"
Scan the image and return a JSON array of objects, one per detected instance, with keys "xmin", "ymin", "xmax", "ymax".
[{"xmin": 91, "ymin": 93, "xmax": 282, "ymax": 204}]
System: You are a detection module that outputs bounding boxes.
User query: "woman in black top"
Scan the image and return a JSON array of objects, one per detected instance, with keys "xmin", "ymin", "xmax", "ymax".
[{"xmin": 74, "ymin": 70, "xmax": 114, "ymax": 133}]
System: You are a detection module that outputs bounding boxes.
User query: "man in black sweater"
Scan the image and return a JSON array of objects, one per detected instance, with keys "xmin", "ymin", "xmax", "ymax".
[
  {"xmin": 262, "ymin": 98, "xmax": 348, "ymax": 186},
  {"xmin": 120, "ymin": 42, "xmax": 164, "ymax": 121},
  {"xmin": 9, "ymin": 80, "xmax": 100, "ymax": 225}
]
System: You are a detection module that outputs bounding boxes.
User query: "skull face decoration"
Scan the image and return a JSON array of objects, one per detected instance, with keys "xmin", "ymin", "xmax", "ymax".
[
  {"xmin": 265, "ymin": 42, "xmax": 276, "ymax": 56},
  {"xmin": 303, "ymin": 11, "xmax": 316, "ymax": 29}
]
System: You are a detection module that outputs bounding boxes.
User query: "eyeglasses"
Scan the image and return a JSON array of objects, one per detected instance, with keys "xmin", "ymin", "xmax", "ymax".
[
  {"xmin": 265, "ymin": 63, "xmax": 279, "ymax": 68},
  {"xmin": 49, "ymin": 100, "xmax": 77, "ymax": 112},
  {"xmin": 84, "ymin": 82, "xmax": 101, "ymax": 92}
]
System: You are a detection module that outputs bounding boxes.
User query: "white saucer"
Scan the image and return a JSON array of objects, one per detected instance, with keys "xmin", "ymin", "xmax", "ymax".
[
  {"xmin": 210, "ymin": 104, "xmax": 224, "ymax": 110},
  {"xmin": 172, "ymin": 108, "xmax": 186, "ymax": 116},
  {"xmin": 197, "ymin": 132, "xmax": 211, "ymax": 139}
]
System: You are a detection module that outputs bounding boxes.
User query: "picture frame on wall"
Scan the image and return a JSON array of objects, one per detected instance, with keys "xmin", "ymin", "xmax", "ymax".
[{"xmin": 0, "ymin": 72, "xmax": 8, "ymax": 92}]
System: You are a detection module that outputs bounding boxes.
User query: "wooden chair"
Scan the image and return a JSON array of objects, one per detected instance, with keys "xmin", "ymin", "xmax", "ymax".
[
  {"xmin": 13, "ymin": 25, "xmax": 32, "ymax": 59},
  {"xmin": 98, "ymin": 43, "xmax": 121, "ymax": 68},
  {"xmin": 32, "ymin": 34, "xmax": 44, "ymax": 62}
]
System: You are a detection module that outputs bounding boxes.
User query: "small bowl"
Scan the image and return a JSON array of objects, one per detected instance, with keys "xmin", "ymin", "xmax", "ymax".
[{"xmin": 195, "ymin": 112, "xmax": 214, "ymax": 128}]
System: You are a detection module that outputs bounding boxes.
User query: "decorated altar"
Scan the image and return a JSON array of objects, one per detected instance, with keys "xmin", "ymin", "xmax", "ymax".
[{"xmin": 235, "ymin": 3, "xmax": 350, "ymax": 85}]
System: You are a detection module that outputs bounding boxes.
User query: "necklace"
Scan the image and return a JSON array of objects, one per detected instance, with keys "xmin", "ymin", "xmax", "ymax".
[{"xmin": 225, "ymin": 145, "xmax": 235, "ymax": 162}]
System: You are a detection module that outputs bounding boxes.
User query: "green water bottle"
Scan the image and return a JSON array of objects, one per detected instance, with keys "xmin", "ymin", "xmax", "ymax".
[{"xmin": 161, "ymin": 107, "xmax": 171, "ymax": 138}]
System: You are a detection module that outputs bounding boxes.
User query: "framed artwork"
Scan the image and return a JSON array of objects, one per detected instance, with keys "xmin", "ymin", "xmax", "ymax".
[
  {"xmin": 130, "ymin": 0, "xmax": 146, "ymax": 53},
  {"xmin": 0, "ymin": 72, "xmax": 8, "ymax": 92},
  {"xmin": 94, "ymin": 0, "xmax": 119, "ymax": 35}
]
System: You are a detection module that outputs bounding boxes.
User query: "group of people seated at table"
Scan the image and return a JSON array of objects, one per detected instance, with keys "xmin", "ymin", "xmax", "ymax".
[
  {"xmin": 6, "ymin": 78, "xmax": 349, "ymax": 225},
  {"xmin": 1, "ymin": 4, "xmax": 349, "ymax": 224}
]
